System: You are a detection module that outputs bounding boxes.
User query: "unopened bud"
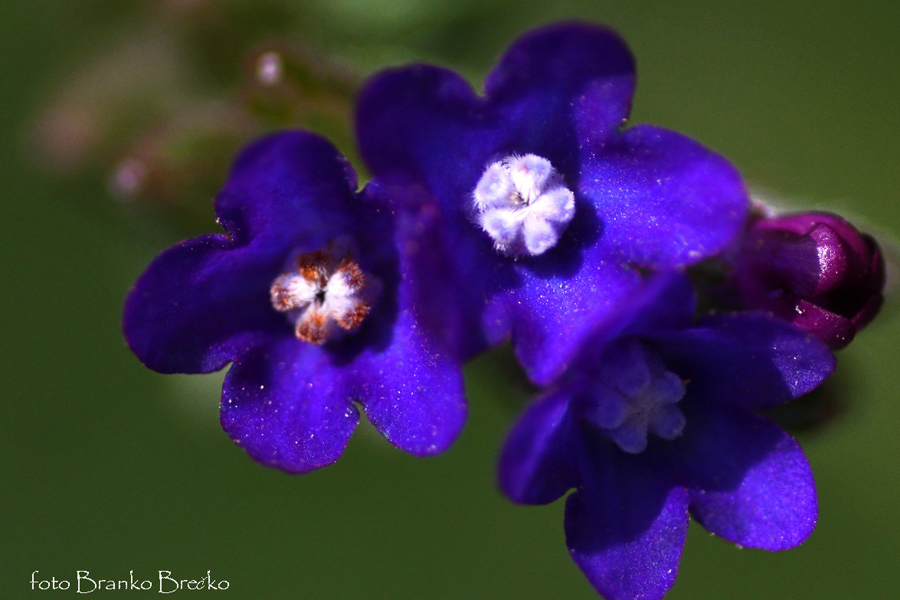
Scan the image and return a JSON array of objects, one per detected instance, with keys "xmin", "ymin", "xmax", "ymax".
[{"xmin": 730, "ymin": 211, "xmax": 884, "ymax": 349}]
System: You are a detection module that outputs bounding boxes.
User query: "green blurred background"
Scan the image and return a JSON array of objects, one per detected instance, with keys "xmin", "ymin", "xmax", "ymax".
[{"xmin": 3, "ymin": 0, "xmax": 899, "ymax": 598}]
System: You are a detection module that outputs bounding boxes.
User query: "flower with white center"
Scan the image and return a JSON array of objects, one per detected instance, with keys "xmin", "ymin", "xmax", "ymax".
[
  {"xmin": 124, "ymin": 131, "xmax": 468, "ymax": 475},
  {"xmin": 357, "ymin": 22, "xmax": 750, "ymax": 387},
  {"xmin": 472, "ymin": 154, "xmax": 575, "ymax": 257},
  {"xmin": 270, "ymin": 238, "xmax": 381, "ymax": 344}
]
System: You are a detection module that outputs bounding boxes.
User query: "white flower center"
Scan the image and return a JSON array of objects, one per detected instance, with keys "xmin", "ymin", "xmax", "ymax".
[
  {"xmin": 269, "ymin": 238, "xmax": 381, "ymax": 344},
  {"xmin": 471, "ymin": 154, "xmax": 576, "ymax": 257},
  {"xmin": 584, "ymin": 340, "xmax": 687, "ymax": 454}
]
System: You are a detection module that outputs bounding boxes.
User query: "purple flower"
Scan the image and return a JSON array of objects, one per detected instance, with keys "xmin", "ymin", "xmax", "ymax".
[
  {"xmin": 729, "ymin": 211, "xmax": 885, "ymax": 349},
  {"xmin": 124, "ymin": 131, "xmax": 467, "ymax": 473},
  {"xmin": 356, "ymin": 22, "xmax": 749, "ymax": 384},
  {"xmin": 498, "ymin": 274, "xmax": 835, "ymax": 600}
]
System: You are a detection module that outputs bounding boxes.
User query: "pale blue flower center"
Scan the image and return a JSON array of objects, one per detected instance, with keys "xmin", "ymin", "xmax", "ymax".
[
  {"xmin": 471, "ymin": 154, "xmax": 575, "ymax": 257},
  {"xmin": 584, "ymin": 340, "xmax": 687, "ymax": 454}
]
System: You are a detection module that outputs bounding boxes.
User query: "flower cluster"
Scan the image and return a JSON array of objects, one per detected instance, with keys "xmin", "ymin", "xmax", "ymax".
[{"xmin": 123, "ymin": 22, "xmax": 885, "ymax": 600}]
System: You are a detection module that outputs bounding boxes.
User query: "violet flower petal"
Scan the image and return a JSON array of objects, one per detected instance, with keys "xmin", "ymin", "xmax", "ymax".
[
  {"xmin": 215, "ymin": 131, "xmax": 359, "ymax": 248},
  {"xmin": 357, "ymin": 22, "xmax": 635, "ymax": 196},
  {"xmin": 497, "ymin": 388, "xmax": 578, "ymax": 505},
  {"xmin": 123, "ymin": 234, "xmax": 284, "ymax": 374},
  {"xmin": 566, "ymin": 437, "xmax": 689, "ymax": 600},
  {"xmin": 486, "ymin": 21, "xmax": 635, "ymax": 159},
  {"xmin": 581, "ymin": 125, "xmax": 748, "ymax": 268},
  {"xmin": 572, "ymin": 273, "xmax": 696, "ymax": 366},
  {"xmin": 666, "ymin": 402, "xmax": 817, "ymax": 550},
  {"xmin": 355, "ymin": 65, "xmax": 495, "ymax": 199},
  {"xmin": 354, "ymin": 204, "xmax": 467, "ymax": 456},
  {"xmin": 220, "ymin": 339, "xmax": 360, "ymax": 474},
  {"xmin": 651, "ymin": 313, "xmax": 835, "ymax": 410},
  {"xmin": 486, "ymin": 256, "xmax": 644, "ymax": 386},
  {"xmin": 353, "ymin": 313, "xmax": 467, "ymax": 456}
]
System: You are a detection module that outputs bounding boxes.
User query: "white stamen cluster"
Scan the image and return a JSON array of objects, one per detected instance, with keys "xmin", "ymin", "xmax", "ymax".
[
  {"xmin": 472, "ymin": 154, "xmax": 576, "ymax": 257},
  {"xmin": 269, "ymin": 239, "xmax": 380, "ymax": 344},
  {"xmin": 586, "ymin": 341, "xmax": 687, "ymax": 454}
]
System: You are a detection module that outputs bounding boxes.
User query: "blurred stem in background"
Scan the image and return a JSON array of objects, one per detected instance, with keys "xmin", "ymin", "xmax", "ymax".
[{"xmin": 27, "ymin": 0, "xmax": 361, "ymax": 233}]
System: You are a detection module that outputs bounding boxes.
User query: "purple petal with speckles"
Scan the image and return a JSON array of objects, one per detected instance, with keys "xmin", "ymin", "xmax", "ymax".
[
  {"xmin": 661, "ymin": 401, "xmax": 817, "ymax": 550},
  {"xmin": 580, "ymin": 125, "xmax": 748, "ymax": 268},
  {"xmin": 651, "ymin": 313, "xmax": 835, "ymax": 410},
  {"xmin": 566, "ymin": 435, "xmax": 689, "ymax": 600},
  {"xmin": 220, "ymin": 339, "xmax": 360, "ymax": 473},
  {"xmin": 498, "ymin": 388, "xmax": 578, "ymax": 505}
]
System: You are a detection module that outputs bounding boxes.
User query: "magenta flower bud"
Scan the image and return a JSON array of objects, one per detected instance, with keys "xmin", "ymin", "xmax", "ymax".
[{"xmin": 731, "ymin": 211, "xmax": 884, "ymax": 349}]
